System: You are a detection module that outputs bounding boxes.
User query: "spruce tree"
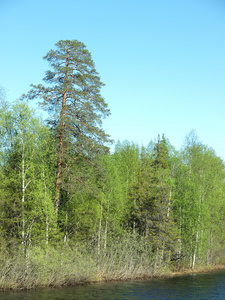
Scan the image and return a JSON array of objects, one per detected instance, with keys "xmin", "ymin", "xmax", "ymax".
[
  {"xmin": 149, "ymin": 135, "xmax": 177, "ymax": 266},
  {"xmin": 22, "ymin": 40, "xmax": 111, "ymax": 215}
]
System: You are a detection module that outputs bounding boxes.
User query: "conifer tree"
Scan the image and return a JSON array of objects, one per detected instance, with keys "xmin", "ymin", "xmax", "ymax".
[
  {"xmin": 22, "ymin": 40, "xmax": 111, "ymax": 215},
  {"xmin": 132, "ymin": 146, "xmax": 155, "ymax": 236},
  {"xmin": 148, "ymin": 135, "xmax": 177, "ymax": 267}
]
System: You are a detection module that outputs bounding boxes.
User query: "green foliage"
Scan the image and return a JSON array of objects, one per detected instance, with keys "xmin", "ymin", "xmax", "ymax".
[
  {"xmin": 1, "ymin": 50, "xmax": 225, "ymax": 287},
  {"xmin": 1, "ymin": 98, "xmax": 225, "ymax": 288},
  {"xmin": 129, "ymin": 136, "xmax": 178, "ymax": 269},
  {"xmin": 0, "ymin": 101, "xmax": 57, "ymax": 251},
  {"xmin": 22, "ymin": 39, "xmax": 112, "ymax": 215},
  {"xmin": 113, "ymin": 141, "xmax": 141, "ymax": 230},
  {"xmin": 173, "ymin": 132, "xmax": 225, "ymax": 268}
]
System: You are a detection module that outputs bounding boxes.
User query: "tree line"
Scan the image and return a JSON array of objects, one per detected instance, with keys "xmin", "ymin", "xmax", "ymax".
[{"xmin": 0, "ymin": 40, "xmax": 225, "ymax": 285}]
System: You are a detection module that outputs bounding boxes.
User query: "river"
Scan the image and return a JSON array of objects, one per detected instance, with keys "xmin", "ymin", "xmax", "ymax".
[{"xmin": 1, "ymin": 269, "xmax": 225, "ymax": 299}]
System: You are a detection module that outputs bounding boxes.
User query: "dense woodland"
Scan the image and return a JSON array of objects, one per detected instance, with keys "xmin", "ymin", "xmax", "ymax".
[{"xmin": 0, "ymin": 39, "xmax": 225, "ymax": 289}]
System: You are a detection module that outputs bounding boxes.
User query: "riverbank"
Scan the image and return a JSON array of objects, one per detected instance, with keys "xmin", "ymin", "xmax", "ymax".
[
  {"xmin": 170, "ymin": 264, "xmax": 225, "ymax": 278},
  {"xmin": 3, "ymin": 267, "xmax": 225, "ymax": 300},
  {"xmin": 1, "ymin": 238, "xmax": 225, "ymax": 292},
  {"xmin": 1, "ymin": 256, "xmax": 225, "ymax": 292},
  {"xmin": 94, "ymin": 264, "xmax": 225, "ymax": 283}
]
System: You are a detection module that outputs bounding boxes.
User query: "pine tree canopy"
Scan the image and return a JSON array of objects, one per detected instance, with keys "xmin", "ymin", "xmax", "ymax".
[{"xmin": 22, "ymin": 39, "xmax": 111, "ymax": 214}]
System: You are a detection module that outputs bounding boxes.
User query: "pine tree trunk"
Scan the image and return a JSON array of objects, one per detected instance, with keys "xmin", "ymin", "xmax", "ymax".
[{"xmin": 55, "ymin": 51, "xmax": 69, "ymax": 215}]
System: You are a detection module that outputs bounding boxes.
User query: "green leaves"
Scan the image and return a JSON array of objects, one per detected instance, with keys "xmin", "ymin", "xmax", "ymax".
[
  {"xmin": 0, "ymin": 102, "xmax": 57, "ymax": 250},
  {"xmin": 1, "ymin": 39, "xmax": 225, "ymax": 277},
  {"xmin": 173, "ymin": 132, "xmax": 225, "ymax": 267}
]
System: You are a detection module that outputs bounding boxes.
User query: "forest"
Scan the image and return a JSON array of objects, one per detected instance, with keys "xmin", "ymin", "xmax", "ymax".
[{"xmin": 0, "ymin": 39, "xmax": 225, "ymax": 290}]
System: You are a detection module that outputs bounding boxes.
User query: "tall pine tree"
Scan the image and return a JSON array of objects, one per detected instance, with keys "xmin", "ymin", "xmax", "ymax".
[{"xmin": 22, "ymin": 40, "xmax": 111, "ymax": 215}]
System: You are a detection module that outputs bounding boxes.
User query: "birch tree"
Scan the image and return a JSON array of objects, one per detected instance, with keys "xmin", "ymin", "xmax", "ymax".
[
  {"xmin": 173, "ymin": 132, "xmax": 225, "ymax": 268},
  {"xmin": 0, "ymin": 102, "xmax": 56, "ymax": 251}
]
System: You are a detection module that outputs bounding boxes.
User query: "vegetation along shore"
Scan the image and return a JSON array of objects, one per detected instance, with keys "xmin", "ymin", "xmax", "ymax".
[{"xmin": 1, "ymin": 39, "xmax": 225, "ymax": 291}]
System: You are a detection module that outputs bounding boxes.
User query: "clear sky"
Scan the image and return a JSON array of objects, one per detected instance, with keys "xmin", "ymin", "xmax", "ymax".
[{"xmin": 1, "ymin": 0, "xmax": 225, "ymax": 159}]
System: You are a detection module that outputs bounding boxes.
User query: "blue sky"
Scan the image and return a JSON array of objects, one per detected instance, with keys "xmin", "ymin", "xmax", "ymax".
[{"xmin": 1, "ymin": 0, "xmax": 225, "ymax": 159}]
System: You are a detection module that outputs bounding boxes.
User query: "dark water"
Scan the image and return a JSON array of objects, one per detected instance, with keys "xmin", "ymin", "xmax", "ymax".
[{"xmin": 1, "ymin": 270, "xmax": 225, "ymax": 299}]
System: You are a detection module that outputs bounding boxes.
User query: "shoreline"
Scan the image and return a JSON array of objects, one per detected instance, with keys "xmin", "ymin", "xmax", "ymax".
[
  {"xmin": 169, "ymin": 264, "xmax": 225, "ymax": 278},
  {"xmin": 2, "ymin": 264, "xmax": 225, "ymax": 292},
  {"xmin": 93, "ymin": 264, "xmax": 225, "ymax": 283}
]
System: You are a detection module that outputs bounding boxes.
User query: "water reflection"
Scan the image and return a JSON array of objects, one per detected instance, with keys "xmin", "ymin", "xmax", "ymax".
[{"xmin": 1, "ymin": 269, "xmax": 225, "ymax": 299}]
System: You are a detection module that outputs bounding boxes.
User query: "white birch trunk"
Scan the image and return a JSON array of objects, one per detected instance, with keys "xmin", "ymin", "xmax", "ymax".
[
  {"xmin": 192, "ymin": 230, "xmax": 199, "ymax": 269},
  {"xmin": 21, "ymin": 133, "xmax": 26, "ymax": 250},
  {"xmin": 97, "ymin": 200, "xmax": 103, "ymax": 256},
  {"xmin": 42, "ymin": 168, "xmax": 49, "ymax": 245},
  {"xmin": 104, "ymin": 218, "xmax": 108, "ymax": 250},
  {"xmin": 104, "ymin": 192, "xmax": 111, "ymax": 251},
  {"xmin": 154, "ymin": 247, "xmax": 159, "ymax": 273}
]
